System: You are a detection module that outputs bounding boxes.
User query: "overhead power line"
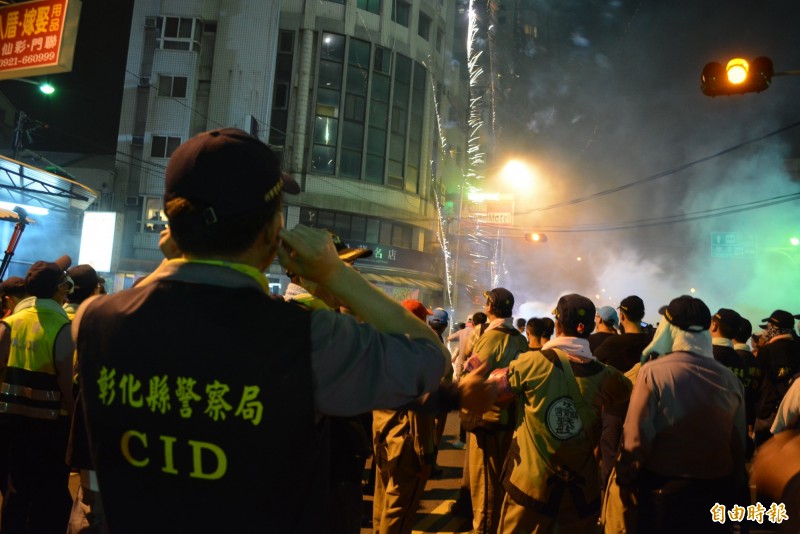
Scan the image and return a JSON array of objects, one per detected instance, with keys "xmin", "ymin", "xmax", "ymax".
[
  {"xmin": 522, "ymin": 191, "xmax": 800, "ymax": 233},
  {"xmin": 514, "ymin": 119, "xmax": 800, "ymax": 216}
]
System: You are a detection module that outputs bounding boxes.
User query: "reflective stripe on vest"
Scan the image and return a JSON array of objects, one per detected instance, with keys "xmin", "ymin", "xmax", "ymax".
[
  {"xmin": 0, "ymin": 367, "xmax": 61, "ymax": 419},
  {"xmin": 0, "ymin": 298, "xmax": 69, "ymax": 420}
]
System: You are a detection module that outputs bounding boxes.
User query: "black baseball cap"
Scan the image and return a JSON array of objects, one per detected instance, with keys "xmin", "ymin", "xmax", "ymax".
[
  {"xmin": 714, "ymin": 308, "xmax": 742, "ymax": 333},
  {"xmin": 619, "ymin": 295, "xmax": 645, "ymax": 322},
  {"xmin": 554, "ymin": 293, "xmax": 596, "ymax": 335},
  {"xmin": 661, "ymin": 295, "xmax": 711, "ymax": 332},
  {"xmin": 0, "ymin": 276, "xmax": 25, "ymax": 296},
  {"xmin": 484, "ymin": 287, "xmax": 514, "ymax": 314},
  {"xmin": 760, "ymin": 310, "xmax": 796, "ymax": 330},
  {"xmin": 735, "ymin": 317, "xmax": 753, "ymax": 343},
  {"xmin": 68, "ymin": 264, "xmax": 99, "ymax": 301},
  {"xmin": 26, "ymin": 255, "xmax": 72, "ymax": 298},
  {"xmin": 164, "ymin": 128, "xmax": 300, "ymax": 224}
]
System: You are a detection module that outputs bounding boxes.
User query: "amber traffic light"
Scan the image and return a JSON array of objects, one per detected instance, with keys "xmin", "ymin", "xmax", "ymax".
[
  {"xmin": 524, "ymin": 232, "xmax": 547, "ymax": 243},
  {"xmin": 701, "ymin": 57, "xmax": 774, "ymax": 96}
]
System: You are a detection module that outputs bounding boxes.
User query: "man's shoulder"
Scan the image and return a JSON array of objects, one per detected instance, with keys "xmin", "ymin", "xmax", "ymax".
[
  {"xmin": 779, "ymin": 338, "xmax": 800, "ymax": 351},
  {"xmin": 480, "ymin": 326, "xmax": 519, "ymax": 340},
  {"xmin": 712, "ymin": 343, "xmax": 739, "ymax": 359},
  {"xmin": 620, "ymin": 332, "xmax": 653, "ymax": 344},
  {"xmin": 595, "ymin": 333, "xmax": 649, "ymax": 354},
  {"xmin": 762, "ymin": 338, "xmax": 800, "ymax": 357},
  {"xmin": 652, "ymin": 351, "xmax": 738, "ymax": 376},
  {"xmin": 511, "ymin": 349, "xmax": 555, "ymax": 376},
  {"xmin": 84, "ymin": 282, "xmax": 306, "ymax": 319},
  {"xmin": 474, "ymin": 325, "xmax": 526, "ymax": 351},
  {"xmin": 641, "ymin": 351, "xmax": 692, "ymax": 371}
]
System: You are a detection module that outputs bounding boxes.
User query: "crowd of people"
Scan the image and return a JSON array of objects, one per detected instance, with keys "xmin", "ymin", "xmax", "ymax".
[{"xmin": 0, "ymin": 127, "xmax": 798, "ymax": 534}]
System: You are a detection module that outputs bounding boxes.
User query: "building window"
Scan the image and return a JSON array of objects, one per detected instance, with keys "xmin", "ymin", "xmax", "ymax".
[
  {"xmin": 366, "ymin": 218, "xmax": 380, "ymax": 242},
  {"xmin": 304, "ymin": 36, "xmax": 428, "ymax": 194},
  {"xmin": 418, "ymin": 12, "xmax": 431, "ymax": 40},
  {"xmin": 392, "ymin": 0, "xmax": 410, "ymax": 27},
  {"xmin": 374, "ymin": 46, "xmax": 391, "ymax": 75},
  {"xmin": 365, "ymin": 46, "xmax": 391, "ymax": 185},
  {"xmin": 341, "ymin": 38, "xmax": 370, "ymax": 179},
  {"xmin": 312, "ymin": 33, "xmax": 346, "ymax": 175},
  {"xmin": 270, "ymin": 30, "xmax": 295, "ymax": 146},
  {"xmin": 388, "ymin": 55, "xmax": 411, "ymax": 189},
  {"xmin": 157, "ymin": 16, "xmax": 203, "ymax": 52},
  {"xmin": 298, "ymin": 208, "xmax": 422, "ymax": 251},
  {"xmin": 279, "ymin": 30, "xmax": 294, "ymax": 53},
  {"xmin": 351, "ymin": 216, "xmax": 366, "ymax": 241},
  {"xmin": 436, "ymin": 29, "xmax": 443, "ymax": 52},
  {"xmin": 357, "ymin": 0, "xmax": 381, "ymax": 14},
  {"xmin": 157, "ymin": 75, "xmax": 188, "ymax": 98},
  {"xmin": 151, "ymin": 135, "xmax": 181, "ymax": 158},
  {"xmin": 334, "ymin": 212, "xmax": 351, "ymax": 239},
  {"xmin": 141, "ymin": 197, "xmax": 168, "ymax": 233},
  {"xmin": 406, "ymin": 62, "xmax": 426, "ymax": 194},
  {"xmin": 391, "ymin": 224, "xmax": 412, "ymax": 248},
  {"xmin": 273, "ymin": 82, "xmax": 289, "ymax": 110}
]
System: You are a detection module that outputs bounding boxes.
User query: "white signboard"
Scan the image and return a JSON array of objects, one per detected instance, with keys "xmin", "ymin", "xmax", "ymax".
[{"xmin": 79, "ymin": 211, "xmax": 116, "ymax": 272}]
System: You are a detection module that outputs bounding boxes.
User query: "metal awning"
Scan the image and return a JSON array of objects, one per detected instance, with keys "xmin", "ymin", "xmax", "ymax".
[
  {"xmin": 0, "ymin": 154, "xmax": 98, "ymax": 213},
  {"xmin": 362, "ymin": 272, "xmax": 443, "ymax": 292}
]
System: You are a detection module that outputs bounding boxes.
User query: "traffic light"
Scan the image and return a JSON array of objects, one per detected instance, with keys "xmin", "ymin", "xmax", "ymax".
[
  {"xmin": 524, "ymin": 232, "xmax": 547, "ymax": 243},
  {"xmin": 701, "ymin": 57, "xmax": 774, "ymax": 96}
]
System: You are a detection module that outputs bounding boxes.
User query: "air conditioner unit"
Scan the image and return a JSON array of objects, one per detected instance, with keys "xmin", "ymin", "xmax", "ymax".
[
  {"xmin": 131, "ymin": 136, "xmax": 144, "ymax": 146},
  {"xmin": 125, "ymin": 196, "xmax": 139, "ymax": 206},
  {"xmin": 388, "ymin": 175, "xmax": 404, "ymax": 189},
  {"xmin": 138, "ymin": 77, "xmax": 150, "ymax": 87},
  {"xmin": 144, "ymin": 17, "xmax": 158, "ymax": 29}
]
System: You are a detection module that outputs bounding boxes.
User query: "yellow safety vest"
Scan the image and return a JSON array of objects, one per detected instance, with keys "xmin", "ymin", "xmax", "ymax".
[{"xmin": 0, "ymin": 297, "xmax": 70, "ymax": 419}]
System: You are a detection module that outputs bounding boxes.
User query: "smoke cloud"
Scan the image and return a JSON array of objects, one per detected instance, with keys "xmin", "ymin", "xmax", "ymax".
[{"xmin": 474, "ymin": 0, "xmax": 800, "ymax": 327}]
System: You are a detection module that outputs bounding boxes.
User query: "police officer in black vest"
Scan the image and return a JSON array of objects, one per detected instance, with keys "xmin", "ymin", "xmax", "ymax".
[
  {"xmin": 74, "ymin": 128, "xmax": 496, "ymax": 533},
  {"xmin": 754, "ymin": 310, "xmax": 800, "ymax": 447},
  {"xmin": 711, "ymin": 308, "xmax": 749, "ymax": 386}
]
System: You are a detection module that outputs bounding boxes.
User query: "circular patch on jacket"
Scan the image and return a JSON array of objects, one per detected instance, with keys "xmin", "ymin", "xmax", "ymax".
[{"xmin": 545, "ymin": 396, "xmax": 583, "ymax": 440}]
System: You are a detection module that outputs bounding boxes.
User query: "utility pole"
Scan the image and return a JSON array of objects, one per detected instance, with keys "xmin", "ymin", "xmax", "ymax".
[
  {"xmin": 12, "ymin": 110, "xmax": 26, "ymax": 160},
  {"xmin": 11, "ymin": 110, "xmax": 47, "ymax": 160}
]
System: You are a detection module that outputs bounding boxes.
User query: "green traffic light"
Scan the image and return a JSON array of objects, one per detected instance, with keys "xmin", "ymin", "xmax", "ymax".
[{"xmin": 39, "ymin": 83, "xmax": 55, "ymax": 95}]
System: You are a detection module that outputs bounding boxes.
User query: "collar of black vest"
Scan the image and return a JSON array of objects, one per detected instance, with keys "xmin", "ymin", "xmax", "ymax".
[{"xmin": 145, "ymin": 261, "xmax": 267, "ymax": 293}]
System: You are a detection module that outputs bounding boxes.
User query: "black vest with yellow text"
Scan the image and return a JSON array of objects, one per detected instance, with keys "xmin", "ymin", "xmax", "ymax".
[{"xmin": 78, "ymin": 278, "xmax": 323, "ymax": 533}]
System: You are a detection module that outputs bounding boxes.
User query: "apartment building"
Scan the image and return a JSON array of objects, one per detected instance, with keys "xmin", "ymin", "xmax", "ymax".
[{"xmin": 113, "ymin": 0, "xmax": 469, "ymax": 301}]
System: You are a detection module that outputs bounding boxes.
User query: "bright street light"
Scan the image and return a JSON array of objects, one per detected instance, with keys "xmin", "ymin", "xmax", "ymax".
[
  {"xmin": 10, "ymin": 78, "xmax": 55, "ymax": 95},
  {"xmin": 499, "ymin": 159, "xmax": 538, "ymax": 194}
]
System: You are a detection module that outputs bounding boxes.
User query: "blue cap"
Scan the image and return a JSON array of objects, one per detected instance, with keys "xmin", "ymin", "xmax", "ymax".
[
  {"xmin": 597, "ymin": 306, "xmax": 619, "ymax": 329},
  {"xmin": 430, "ymin": 307, "xmax": 449, "ymax": 325}
]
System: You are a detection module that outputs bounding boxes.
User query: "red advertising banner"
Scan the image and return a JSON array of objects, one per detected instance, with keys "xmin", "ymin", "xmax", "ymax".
[{"xmin": 0, "ymin": 0, "xmax": 81, "ymax": 79}]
